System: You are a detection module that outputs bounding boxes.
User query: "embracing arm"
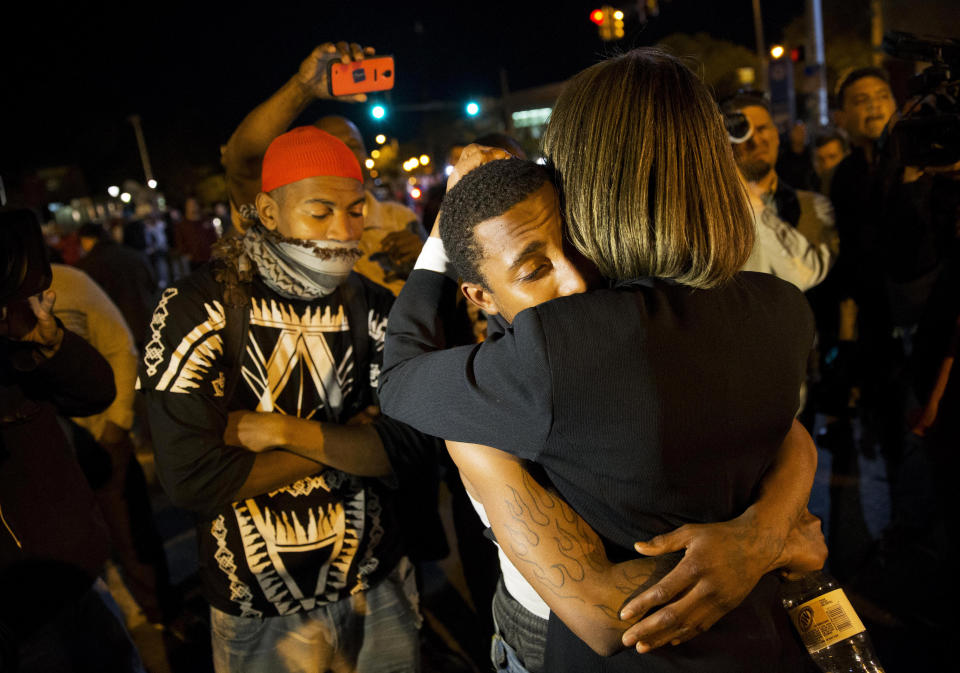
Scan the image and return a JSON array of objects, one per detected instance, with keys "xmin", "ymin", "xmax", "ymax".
[
  {"xmin": 450, "ymin": 420, "xmax": 825, "ymax": 656},
  {"xmin": 620, "ymin": 418, "xmax": 825, "ymax": 651},
  {"xmin": 448, "ymin": 440, "xmax": 664, "ymax": 656}
]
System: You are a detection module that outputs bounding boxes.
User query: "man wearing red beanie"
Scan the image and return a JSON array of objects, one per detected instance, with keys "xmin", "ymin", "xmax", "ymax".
[
  {"xmin": 221, "ymin": 42, "xmax": 425, "ymax": 298},
  {"xmin": 140, "ymin": 125, "xmax": 430, "ymax": 672}
]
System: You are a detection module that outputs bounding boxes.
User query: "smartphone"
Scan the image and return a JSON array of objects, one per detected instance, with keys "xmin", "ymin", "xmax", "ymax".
[{"xmin": 328, "ymin": 56, "xmax": 395, "ymax": 97}]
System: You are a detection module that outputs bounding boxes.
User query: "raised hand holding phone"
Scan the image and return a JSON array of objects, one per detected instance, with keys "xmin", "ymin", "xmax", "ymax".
[{"xmin": 296, "ymin": 42, "xmax": 381, "ymax": 102}]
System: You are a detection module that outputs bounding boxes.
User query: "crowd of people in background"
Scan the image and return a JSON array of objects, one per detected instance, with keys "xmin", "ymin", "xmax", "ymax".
[{"xmin": 2, "ymin": 38, "xmax": 956, "ymax": 673}]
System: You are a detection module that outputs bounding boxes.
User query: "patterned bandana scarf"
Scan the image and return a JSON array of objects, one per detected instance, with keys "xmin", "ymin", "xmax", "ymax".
[{"xmin": 241, "ymin": 224, "xmax": 362, "ymax": 300}]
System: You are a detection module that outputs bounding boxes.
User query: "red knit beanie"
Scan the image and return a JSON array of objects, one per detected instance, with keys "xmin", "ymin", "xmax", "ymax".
[{"xmin": 261, "ymin": 126, "xmax": 363, "ymax": 192}]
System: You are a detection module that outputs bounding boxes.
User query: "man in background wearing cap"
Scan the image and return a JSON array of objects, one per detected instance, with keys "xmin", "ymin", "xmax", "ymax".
[
  {"xmin": 221, "ymin": 42, "xmax": 425, "ymax": 297},
  {"xmin": 140, "ymin": 126, "xmax": 428, "ymax": 672}
]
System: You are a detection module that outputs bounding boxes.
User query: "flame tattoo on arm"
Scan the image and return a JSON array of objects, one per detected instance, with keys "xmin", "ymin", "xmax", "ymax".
[{"xmin": 499, "ymin": 470, "xmax": 664, "ymax": 625}]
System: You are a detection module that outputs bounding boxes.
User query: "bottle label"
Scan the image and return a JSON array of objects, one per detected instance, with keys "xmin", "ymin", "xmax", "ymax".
[{"xmin": 788, "ymin": 588, "xmax": 866, "ymax": 653}]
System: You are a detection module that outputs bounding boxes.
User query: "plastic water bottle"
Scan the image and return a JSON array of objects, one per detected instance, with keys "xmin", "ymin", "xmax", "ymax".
[{"xmin": 781, "ymin": 570, "xmax": 885, "ymax": 673}]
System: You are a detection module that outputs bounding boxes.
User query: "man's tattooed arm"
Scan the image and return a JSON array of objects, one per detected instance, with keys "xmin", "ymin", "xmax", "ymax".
[{"xmin": 447, "ymin": 440, "xmax": 670, "ymax": 656}]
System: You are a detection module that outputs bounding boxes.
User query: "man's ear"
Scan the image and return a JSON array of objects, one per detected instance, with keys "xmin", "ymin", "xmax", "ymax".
[
  {"xmin": 255, "ymin": 191, "xmax": 279, "ymax": 231},
  {"xmin": 460, "ymin": 281, "xmax": 499, "ymax": 316}
]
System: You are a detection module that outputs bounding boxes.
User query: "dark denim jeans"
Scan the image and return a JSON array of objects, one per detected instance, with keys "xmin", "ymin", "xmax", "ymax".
[{"xmin": 490, "ymin": 577, "xmax": 548, "ymax": 673}]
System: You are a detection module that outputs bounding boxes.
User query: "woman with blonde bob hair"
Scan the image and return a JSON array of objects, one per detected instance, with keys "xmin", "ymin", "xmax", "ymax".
[
  {"xmin": 381, "ymin": 48, "xmax": 815, "ymax": 672},
  {"xmin": 543, "ymin": 48, "xmax": 755, "ymax": 288}
]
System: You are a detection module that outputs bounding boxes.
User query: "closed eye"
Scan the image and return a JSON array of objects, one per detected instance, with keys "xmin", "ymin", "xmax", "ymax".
[{"xmin": 521, "ymin": 263, "xmax": 550, "ymax": 282}]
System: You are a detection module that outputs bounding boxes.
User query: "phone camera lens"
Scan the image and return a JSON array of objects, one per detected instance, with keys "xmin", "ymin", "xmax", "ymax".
[{"xmin": 383, "ymin": 70, "xmax": 392, "ymax": 78}]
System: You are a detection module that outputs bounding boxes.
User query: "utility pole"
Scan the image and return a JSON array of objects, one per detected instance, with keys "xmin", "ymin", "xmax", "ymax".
[
  {"xmin": 870, "ymin": 0, "xmax": 884, "ymax": 67},
  {"xmin": 499, "ymin": 67, "xmax": 513, "ymax": 135},
  {"xmin": 808, "ymin": 0, "xmax": 829, "ymax": 126},
  {"xmin": 751, "ymin": 0, "xmax": 768, "ymax": 91},
  {"xmin": 128, "ymin": 114, "xmax": 154, "ymax": 185}
]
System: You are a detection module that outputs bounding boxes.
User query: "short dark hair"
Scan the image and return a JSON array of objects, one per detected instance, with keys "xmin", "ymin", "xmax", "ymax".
[
  {"xmin": 439, "ymin": 158, "xmax": 551, "ymax": 287},
  {"xmin": 813, "ymin": 127, "xmax": 849, "ymax": 152},
  {"xmin": 836, "ymin": 66, "xmax": 890, "ymax": 107},
  {"xmin": 719, "ymin": 89, "xmax": 770, "ymax": 116}
]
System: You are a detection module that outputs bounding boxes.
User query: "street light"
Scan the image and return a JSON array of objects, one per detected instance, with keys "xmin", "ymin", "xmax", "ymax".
[
  {"xmin": 108, "ymin": 185, "xmax": 120, "ymax": 198},
  {"xmin": 419, "ymin": 154, "xmax": 430, "ymax": 166},
  {"xmin": 371, "ymin": 149, "xmax": 381, "ymax": 159},
  {"xmin": 147, "ymin": 179, "xmax": 158, "ymax": 189},
  {"xmin": 770, "ymin": 44, "xmax": 785, "ymax": 59},
  {"xmin": 364, "ymin": 158, "xmax": 375, "ymax": 169},
  {"xmin": 120, "ymin": 192, "xmax": 132, "ymax": 203},
  {"xmin": 375, "ymin": 134, "xmax": 386, "ymax": 144}
]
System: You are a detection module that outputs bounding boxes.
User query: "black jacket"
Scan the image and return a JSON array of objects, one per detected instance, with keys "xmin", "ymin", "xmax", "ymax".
[{"xmin": 380, "ymin": 269, "xmax": 814, "ymax": 672}]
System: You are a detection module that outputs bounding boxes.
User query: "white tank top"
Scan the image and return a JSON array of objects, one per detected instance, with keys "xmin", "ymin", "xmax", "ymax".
[{"xmin": 466, "ymin": 492, "xmax": 550, "ymax": 619}]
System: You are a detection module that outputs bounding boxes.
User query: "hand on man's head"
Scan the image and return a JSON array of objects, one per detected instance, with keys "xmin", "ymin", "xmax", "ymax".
[
  {"xmin": 430, "ymin": 144, "xmax": 516, "ymax": 239},
  {"xmin": 297, "ymin": 42, "xmax": 376, "ymax": 103},
  {"xmin": 446, "ymin": 144, "xmax": 515, "ymax": 192}
]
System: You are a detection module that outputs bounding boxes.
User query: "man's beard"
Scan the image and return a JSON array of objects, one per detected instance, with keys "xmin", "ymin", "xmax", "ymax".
[{"xmin": 737, "ymin": 157, "xmax": 773, "ymax": 183}]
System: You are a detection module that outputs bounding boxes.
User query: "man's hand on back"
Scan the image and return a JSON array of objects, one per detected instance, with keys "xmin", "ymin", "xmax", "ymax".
[{"xmin": 618, "ymin": 506, "xmax": 824, "ymax": 652}]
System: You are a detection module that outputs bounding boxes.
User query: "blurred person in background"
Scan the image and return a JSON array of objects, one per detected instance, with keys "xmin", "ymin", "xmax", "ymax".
[
  {"xmin": 776, "ymin": 121, "xmax": 818, "ymax": 192},
  {"xmin": 50, "ymin": 263, "xmax": 171, "ymax": 628},
  {"xmin": 173, "ymin": 197, "xmax": 219, "ymax": 273},
  {"xmin": 828, "ymin": 65, "xmax": 958, "ymax": 611},
  {"xmin": 1, "ymin": 208, "xmax": 145, "ymax": 673},
  {"xmin": 722, "ymin": 91, "xmax": 836, "ymax": 292},
  {"xmin": 76, "ymin": 222, "xmax": 158, "ymax": 353},
  {"xmin": 811, "ymin": 127, "xmax": 850, "ymax": 197}
]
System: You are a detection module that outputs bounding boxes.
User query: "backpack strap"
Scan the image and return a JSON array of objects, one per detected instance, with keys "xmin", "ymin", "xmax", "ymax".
[
  {"xmin": 338, "ymin": 274, "xmax": 370, "ymax": 395},
  {"xmin": 217, "ymin": 265, "xmax": 252, "ymax": 411}
]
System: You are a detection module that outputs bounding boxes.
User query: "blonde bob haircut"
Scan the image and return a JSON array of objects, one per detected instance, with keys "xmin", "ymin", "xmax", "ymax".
[{"xmin": 542, "ymin": 48, "xmax": 754, "ymax": 288}]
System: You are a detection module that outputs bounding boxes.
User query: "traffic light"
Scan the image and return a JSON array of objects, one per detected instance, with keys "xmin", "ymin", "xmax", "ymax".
[
  {"xmin": 790, "ymin": 46, "xmax": 806, "ymax": 62},
  {"xmin": 465, "ymin": 101, "xmax": 480, "ymax": 117},
  {"xmin": 590, "ymin": 6, "xmax": 623, "ymax": 41},
  {"xmin": 369, "ymin": 104, "xmax": 387, "ymax": 120}
]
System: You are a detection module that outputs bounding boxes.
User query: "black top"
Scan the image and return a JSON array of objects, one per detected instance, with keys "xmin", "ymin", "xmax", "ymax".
[
  {"xmin": 380, "ymin": 269, "xmax": 814, "ymax": 671},
  {"xmin": 139, "ymin": 267, "xmax": 434, "ymax": 617},
  {"xmin": 76, "ymin": 240, "xmax": 158, "ymax": 348}
]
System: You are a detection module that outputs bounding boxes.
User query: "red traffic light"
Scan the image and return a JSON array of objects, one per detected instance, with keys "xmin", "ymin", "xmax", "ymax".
[{"xmin": 590, "ymin": 9, "xmax": 605, "ymax": 24}]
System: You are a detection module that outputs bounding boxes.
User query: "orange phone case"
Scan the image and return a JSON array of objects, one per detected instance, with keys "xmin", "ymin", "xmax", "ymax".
[{"xmin": 328, "ymin": 56, "xmax": 395, "ymax": 96}]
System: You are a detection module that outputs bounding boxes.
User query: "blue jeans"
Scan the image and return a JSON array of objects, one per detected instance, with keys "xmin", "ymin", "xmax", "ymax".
[
  {"xmin": 490, "ymin": 577, "xmax": 548, "ymax": 673},
  {"xmin": 210, "ymin": 558, "xmax": 421, "ymax": 673}
]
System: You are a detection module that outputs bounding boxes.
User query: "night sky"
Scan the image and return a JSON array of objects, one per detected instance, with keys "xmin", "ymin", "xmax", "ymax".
[{"xmin": 3, "ymin": 0, "xmax": 807, "ymax": 196}]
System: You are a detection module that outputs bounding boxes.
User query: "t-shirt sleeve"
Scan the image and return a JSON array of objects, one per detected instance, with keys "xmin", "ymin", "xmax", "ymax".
[
  {"xmin": 379, "ymin": 269, "xmax": 553, "ymax": 460},
  {"xmin": 137, "ymin": 279, "xmax": 254, "ymax": 514}
]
